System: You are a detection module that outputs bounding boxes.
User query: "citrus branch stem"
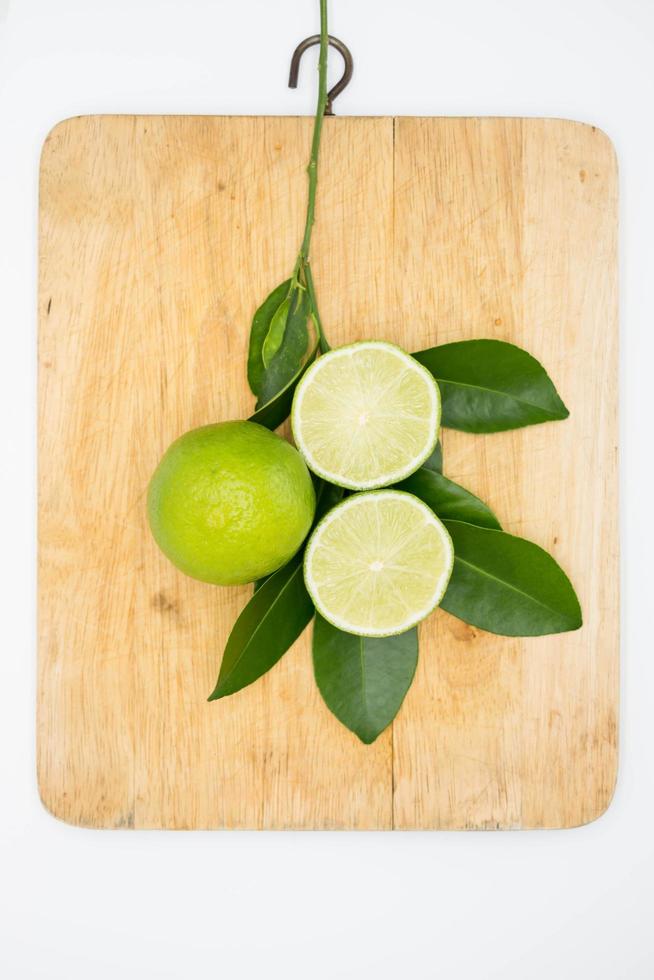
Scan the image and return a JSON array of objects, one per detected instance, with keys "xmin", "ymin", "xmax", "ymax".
[
  {"xmin": 298, "ymin": 0, "xmax": 329, "ymax": 267},
  {"xmin": 304, "ymin": 263, "xmax": 330, "ymax": 352}
]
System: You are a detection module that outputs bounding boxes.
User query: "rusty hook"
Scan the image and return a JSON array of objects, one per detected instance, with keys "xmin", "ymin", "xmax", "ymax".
[{"xmin": 289, "ymin": 35, "xmax": 353, "ymax": 115}]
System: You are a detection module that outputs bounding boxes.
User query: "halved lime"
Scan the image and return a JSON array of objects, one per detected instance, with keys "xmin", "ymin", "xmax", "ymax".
[
  {"xmin": 304, "ymin": 490, "xmax": 454, "ymax": 637},
  {"xmin": 291, "ymin": 341, "xmax": 440, "ymax": 490}
]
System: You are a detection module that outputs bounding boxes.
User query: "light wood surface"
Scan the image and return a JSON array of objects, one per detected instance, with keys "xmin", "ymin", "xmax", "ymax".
[{"xmin": 38, "ymin": 115, "xmax": 618, "ymax": 829}]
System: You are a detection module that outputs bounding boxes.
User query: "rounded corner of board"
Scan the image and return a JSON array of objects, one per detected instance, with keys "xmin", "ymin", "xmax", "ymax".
[
  {"xmin": 547, "ymin": 117, "xmax": 618, "ymax": 172},
  {"xmin": 39, "ymin": 115, "xmax": 98, "ymax": 169},
  {"xmin": 559, "ymin": 765, "xmax": 620, "ymax": 832}
]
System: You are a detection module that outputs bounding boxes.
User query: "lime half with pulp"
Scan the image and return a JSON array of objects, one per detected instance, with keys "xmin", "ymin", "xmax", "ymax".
[
  {"xmin": 291, "ymin": 341, "xmax": 440, "ymax": 490},
  {"xmin": 304, "ymin": 489, "xmax": 454, "ymax": 637}
]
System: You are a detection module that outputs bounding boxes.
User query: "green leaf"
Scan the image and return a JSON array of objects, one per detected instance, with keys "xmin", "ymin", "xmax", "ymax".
[
  {"xmin": 414, "ymin": 339, "xmax": 569, "ymax": 433},
  {"xmin": 247, "ymin": 279, "xmax": 291, "ymax": 397},
  {"xmin": 313, "ymin": 477, "xmax": 345, "ymax": 518},
  {"xmin": 421, "ymin": 441, "xmax": 443, "ymax": 473},
  {"xmin": 208, "ymin": 551, "xmax": 314, "ymax": 700},
  {"xmin": 312, "ymin": 614, "xmax": 419, "ymax": 744},
  {"xmin": 440, "ymin": 520, "xmax": 582, "ymax": 636},
  {"xmin": 257, "ymin": 287, "xmax": 311, "ymax": 408},
  {"xmin": 261, "ymin": 296, "xmax": 291, "ymax": 369},
  {"xmin": 248, "ymin": 338, "xmax": 318, "ymax": 430},
  {"xmin": 396, "ymin": 468, "xmax": 501, "ymax": 529}
]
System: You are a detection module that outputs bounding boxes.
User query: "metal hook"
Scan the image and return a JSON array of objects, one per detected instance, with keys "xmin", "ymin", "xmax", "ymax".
[{"xmin": 289, "ymin": 35, "xmax": 353, "ymax": 115}]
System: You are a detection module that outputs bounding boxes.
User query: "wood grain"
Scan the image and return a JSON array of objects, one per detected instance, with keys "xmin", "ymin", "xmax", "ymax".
[
  {"xmin": 38, "ymin": 115, "xmax": 618, "ymax": 829},
  {"xmin": 391, "ymin": 118, "xmax": 619, "ymax": 829}
]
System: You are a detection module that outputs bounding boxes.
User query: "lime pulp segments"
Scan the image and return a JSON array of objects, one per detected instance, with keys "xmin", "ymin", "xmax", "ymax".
[
  {"xmin": 304, "ymin": 489, "xmax": 454, "ymax": 637},
  {"xmin": 291, "ymin": 341, "xmax": 440, "ymax": 490}
]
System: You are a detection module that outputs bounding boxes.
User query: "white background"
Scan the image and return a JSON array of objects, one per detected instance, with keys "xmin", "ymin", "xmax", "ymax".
[{"xmin": 1, "ymin": 0, "xmax": 652, "ymax": 977}]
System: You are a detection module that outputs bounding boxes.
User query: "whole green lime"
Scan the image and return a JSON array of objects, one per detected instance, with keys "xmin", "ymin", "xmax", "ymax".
[{"xmin": 147, "ymin": 421, "xmax": 316, "ymax": 585}]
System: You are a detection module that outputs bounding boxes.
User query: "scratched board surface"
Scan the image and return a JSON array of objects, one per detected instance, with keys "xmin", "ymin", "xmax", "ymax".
[{"xmin": 38, "ymin": 116, "xmax": 618, "ymax": 829}]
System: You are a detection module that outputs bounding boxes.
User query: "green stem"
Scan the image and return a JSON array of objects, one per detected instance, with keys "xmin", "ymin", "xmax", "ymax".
[
  {"xmin": 289, "ymin": 0, "xmax": 329, "ymax": 351},
  {"xmin": 298, "ymin": 0, "xmax": 329, "ymax": 265},
  {"xmin": 304, "ymin": 262, "xmax": 330, "ymax": 352}
]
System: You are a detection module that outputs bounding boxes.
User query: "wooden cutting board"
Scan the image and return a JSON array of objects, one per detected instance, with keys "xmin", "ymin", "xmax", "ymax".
[{"xmin": 38, "ymin": 115, "xmax": 618, "ymax": 830}]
